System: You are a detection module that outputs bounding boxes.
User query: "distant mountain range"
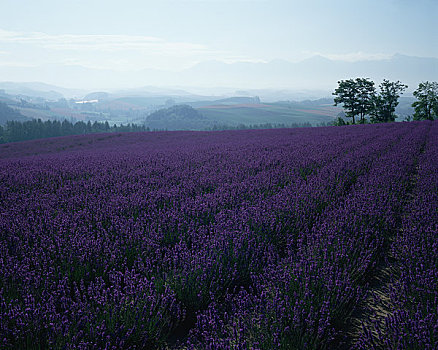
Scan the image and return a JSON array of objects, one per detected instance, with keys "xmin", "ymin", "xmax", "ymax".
[
  {"xmin": 0, "ymin": 54, "xmax": 436, "ymax": 95},
  {"xmin": 0, "ymin": 81, "xmax": 87, "ymax": 100},
  {"xmin": 180, "ymin": 54, "xmax": 437, "ymax": 90}
]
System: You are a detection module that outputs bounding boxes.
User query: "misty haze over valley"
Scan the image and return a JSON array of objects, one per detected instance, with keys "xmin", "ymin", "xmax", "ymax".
[
  {"xmin": 0, "ymin": 0, "xmax": 436, "ymax": 130},
  {"xmin": 1, "ymin": 53, "xmax": 435, "ymax": 131}
]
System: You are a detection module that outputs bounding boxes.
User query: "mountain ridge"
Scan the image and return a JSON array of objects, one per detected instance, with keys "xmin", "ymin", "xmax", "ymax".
[{"xmin": 0, "ymin": 54, "xmax": 436, "ymax": 96}]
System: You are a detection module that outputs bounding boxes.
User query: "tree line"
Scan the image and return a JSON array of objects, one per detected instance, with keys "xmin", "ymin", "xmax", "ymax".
[
  {"xmin": 0, "ymin": 119, "xmax": 149, "ymax": 143},
  {"xmin": 206, "ymin": 122, "xmax": 313, "ymax": 131},
  {"xmin": 333, "ymin": 80, "xmax": 438, "ymax": 124}
]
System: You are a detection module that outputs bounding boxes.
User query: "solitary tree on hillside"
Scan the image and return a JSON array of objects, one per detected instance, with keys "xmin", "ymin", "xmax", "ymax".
[
  {"xmin": 412, "ymin": 81, "xmax": 438, "ymax": 120},
  {"xmin": 370, "ymin": 79, "xmax": 408, "ymax": 123},
  {"xmin": 333, "ymin": 78, "xmax": 375, "ymax": 124}
]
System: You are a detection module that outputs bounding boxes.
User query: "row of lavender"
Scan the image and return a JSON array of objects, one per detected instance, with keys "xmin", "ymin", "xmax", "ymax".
[
  {"xmin": 358, "ymin": 122, "xmax": 437, "ymax": 349},
  {"xmin": 0, "ymin": 122, "xmax": 433, "ymax": 349},
  {"xmin": 187, "ymin": 122, "xmax": 431, "ymax": 349}
]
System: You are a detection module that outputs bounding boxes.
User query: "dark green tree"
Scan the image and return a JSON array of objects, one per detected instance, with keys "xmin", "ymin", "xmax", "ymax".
[
  {"xmin": 370, "ymin": 79, "xmax": 408, "ymax": 123},
  {"xmin": 333, "ymin": 116, "xmax": 347, "ymax": 126},
  {"xmin": 333, "ymin": 78, "xmax": 375, "ymax": 124},
  {"xmin": 333, "ymin": 79, "xmax": 358, "ymax": 124},
  {"xmin": 62, "ymin": 119, "xmax": 73, "ymax": 135},
  {"xmin": 412, "ymin": 81, "xmax": 438, "ymax": 120},
  {"xmin": 356, "ymin": 78, "xmax": 376, "ymax": 123}
]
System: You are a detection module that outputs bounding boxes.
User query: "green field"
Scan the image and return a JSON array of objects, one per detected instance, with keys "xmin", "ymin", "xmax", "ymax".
[{"xmin": 197, "ymin": 101, "xmax": 341, "ymax": 126}]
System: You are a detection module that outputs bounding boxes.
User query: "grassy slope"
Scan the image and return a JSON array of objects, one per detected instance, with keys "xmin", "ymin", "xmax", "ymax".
[{"xmin": 198, "ymin": 102, "xmax": 341, "ymax": 126}]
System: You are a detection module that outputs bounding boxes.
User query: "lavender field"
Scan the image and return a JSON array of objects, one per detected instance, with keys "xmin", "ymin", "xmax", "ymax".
[{"xmin": 0, "ymin": 122, "xmax": 437, "ymax": 349}]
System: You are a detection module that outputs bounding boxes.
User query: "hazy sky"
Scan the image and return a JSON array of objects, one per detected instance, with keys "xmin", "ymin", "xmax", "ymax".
[{"xmin": 0, "ymin": 0, "xmax": 436, "ymax": 87}]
